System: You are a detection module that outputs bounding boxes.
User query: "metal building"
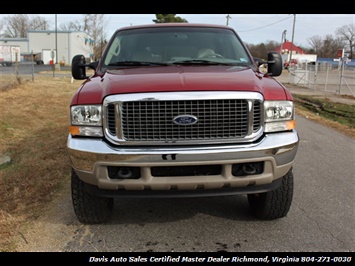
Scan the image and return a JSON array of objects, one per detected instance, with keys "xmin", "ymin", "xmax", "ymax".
[{"xmin": 0, "ymin": 30, "xmax": 93, "ymax": 65}]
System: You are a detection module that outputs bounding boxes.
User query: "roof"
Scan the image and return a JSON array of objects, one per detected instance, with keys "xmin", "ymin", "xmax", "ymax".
[
  {"xmin": 0, "ymin": 38, "xmax": 28, "ymax": 42},
  {"xmin": 278, "ymin": 41, "xmax": 305, "ymax": 54},
  {"xmin": 115, "ymin": 23, "xmax": 233, "ymax": 32}
]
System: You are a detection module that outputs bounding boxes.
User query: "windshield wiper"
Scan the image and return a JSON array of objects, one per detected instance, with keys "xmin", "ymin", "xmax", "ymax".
[
  {"xmin": 171, "ymin": 59, "xmax": 236, "ymax": 65},
  {"xmin": 108, "ymin": 61, "xmax": 170, "ymax": 67}
]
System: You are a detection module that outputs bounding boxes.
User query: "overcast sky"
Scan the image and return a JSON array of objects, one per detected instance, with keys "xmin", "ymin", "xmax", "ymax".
[{"xmin": 2, "ymin": 14, "xmax": 355, "ymax": 48}]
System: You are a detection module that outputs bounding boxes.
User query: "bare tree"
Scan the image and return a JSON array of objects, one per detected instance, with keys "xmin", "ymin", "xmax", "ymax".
[
  {"xmin": 59, "ymin": 21, "xmax": 84, "ymax": 31},
  {"xmin": 1, "ymin": 14, "xmax": 49, "ymax": 38},
  {"xmin": 60, "ymin": 14, "xmax": 108, "ymax": 60},
  {"xmin": 320, "ymin": 34, "xmax": 344, "ymax": 58},
  {"xmin": 88, "ymin": 14, "xmax": 105, "ymax": 59},
  {"xmin": 335, "ymin": 23, "xmax": 354, "ymax": 59},
  {"xmin": 3, "ymin": 14, "xmax": 29, "ymax": 37},
  {"xmin": 29, "ymin": 16, "xmax": 49, "ymax": 31},
  {"xmin": 308, "ymin": 35, "xmax": 323, "ymax": 54}
]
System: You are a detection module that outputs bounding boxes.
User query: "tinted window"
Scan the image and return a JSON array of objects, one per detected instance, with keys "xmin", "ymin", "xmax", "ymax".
[{"xmin": 102, "ymin": 26, "xmax": 252, "ymax": 68}]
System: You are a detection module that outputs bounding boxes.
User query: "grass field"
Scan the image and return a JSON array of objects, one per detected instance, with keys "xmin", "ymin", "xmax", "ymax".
[
  {"xmin": 0, "ymin": 74, "xmax": 353, "ymax": 251},
  {"xmin": 0, "ymin": 75, "xmax": 80, "ymax": 251}
]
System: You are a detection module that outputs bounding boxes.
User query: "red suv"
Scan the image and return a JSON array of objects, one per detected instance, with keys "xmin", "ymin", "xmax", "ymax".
[{"xmin": 69, "ymin": 23, "xmax": 299, "ymax": 224}]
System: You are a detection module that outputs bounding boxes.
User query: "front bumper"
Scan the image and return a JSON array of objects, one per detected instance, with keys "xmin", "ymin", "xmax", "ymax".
[{"xmin": 67, "ymin": 130, "xmax": 299, "ymax": 196}]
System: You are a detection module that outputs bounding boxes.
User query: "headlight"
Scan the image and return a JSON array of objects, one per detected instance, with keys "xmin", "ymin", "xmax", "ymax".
[
  {"xmin": 264, "ymin": 101, "xmax": 295, "ymax": 133},
  {"xmin": 70, "ymin": 105, "xmax": 103, "ymax": 137},
  {"xmin": 71, "ymin": 105, "xmax": 102, "ymax": 126}
]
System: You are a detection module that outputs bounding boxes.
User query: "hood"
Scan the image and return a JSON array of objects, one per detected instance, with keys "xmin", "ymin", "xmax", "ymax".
[{"xmin": 73, "ymin": 65, "xmax": 289, "ymax": 105}]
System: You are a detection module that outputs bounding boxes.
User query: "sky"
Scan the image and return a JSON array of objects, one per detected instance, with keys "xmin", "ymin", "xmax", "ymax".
[{"xmin": 1, "ymin": 14, "xmax": 355, "ymax": 48}]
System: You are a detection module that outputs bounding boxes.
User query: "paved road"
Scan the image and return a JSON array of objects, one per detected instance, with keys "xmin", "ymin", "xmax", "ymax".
[{"xmin": 14, "ymin": 115, "xmax": 355, "ymax": 252}]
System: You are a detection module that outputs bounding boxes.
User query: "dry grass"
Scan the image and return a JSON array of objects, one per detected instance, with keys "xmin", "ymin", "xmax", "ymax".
[
  {"xmin": 0, "ymin": 75, "xmax": 81, "ymax": 251},
  {"xmin": 293, "ymin": 96, "xmax": 355, "ymax": 139},
  {"xmin": 296, "ymin": 108, "xmax": 355, "ymax": 139},
  {"xmin": 0, "ymin": 74, "xmax": 353, "ymax": 251}
]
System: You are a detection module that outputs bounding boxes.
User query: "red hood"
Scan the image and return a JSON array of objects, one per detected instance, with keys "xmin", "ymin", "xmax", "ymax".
[{"xmin": 71, "ymin": 65, "xmax": 291, "ymax": 105}]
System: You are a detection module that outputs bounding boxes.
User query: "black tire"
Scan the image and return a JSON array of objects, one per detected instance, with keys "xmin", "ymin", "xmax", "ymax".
[
  {"xmin": 71, "ymin": 168, "xmax": 113, "ymax": 224},
  {"xmin": 247, "ymin": 169, "xmax": 294, "ymax": 220}
]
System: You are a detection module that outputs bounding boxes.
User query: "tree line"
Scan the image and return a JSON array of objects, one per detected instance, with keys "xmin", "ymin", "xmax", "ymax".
[
  {"xmin": 247, "ymin": 29, "xmax": 354, "ymax": 60},
  {"xmin": 0, "ymin": 14, "xmax": 353, "ymax": 60},
  {"xmin": 0, "ymin": 14, "xmax": 187, "ymax": 60}
]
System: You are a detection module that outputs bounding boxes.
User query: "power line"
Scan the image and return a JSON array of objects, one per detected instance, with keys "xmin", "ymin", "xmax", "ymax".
[{"xmin": 237, "ymin": 15, "xmax": 293, "ymax": 32}]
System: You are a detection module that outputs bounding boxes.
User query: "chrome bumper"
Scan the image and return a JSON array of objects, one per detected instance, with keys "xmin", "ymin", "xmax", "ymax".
[{"xmin": 67, "ymin": 130, "xmax": 299, "ymax": 192}]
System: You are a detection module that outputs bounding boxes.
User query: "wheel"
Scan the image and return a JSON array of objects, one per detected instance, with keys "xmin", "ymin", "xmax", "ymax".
[
  {"xmin": 248, "ymin": 169, "xmax": 294, "ymax": 220},
  {"xmin": 71, "ymin": 168, "xmax": 113, "ymax": 224}
]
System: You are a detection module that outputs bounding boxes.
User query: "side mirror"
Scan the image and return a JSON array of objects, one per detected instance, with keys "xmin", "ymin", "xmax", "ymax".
[
  {"xmin": 71, "ymin": 55, "xmax": 98, "ymax": 80},
  {"xmin": 267, "ymin": 52, "xmax": 283, "ymax": 76},
  {"xmin": 253, "ymin": 57, "xmax": 265, "ymax": 67},
  {"xmin": 71, "ymin": 55, "xmax": 87, "ymax": 80}
]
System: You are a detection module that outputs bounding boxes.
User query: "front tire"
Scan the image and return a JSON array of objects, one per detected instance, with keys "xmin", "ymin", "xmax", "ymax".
[
  {"xmin": 248, "ymin": 169, "xmax": 294, "ymax": 220},
  {"xmin": 71, "ymin": 168, "xmax": 113, "ymax": 224}
]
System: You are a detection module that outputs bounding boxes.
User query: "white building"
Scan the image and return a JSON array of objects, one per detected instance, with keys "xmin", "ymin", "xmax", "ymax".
[
  {"xmin": 0, "ymin": 30, "xmax": 94, "ymax": 65},
  {"xmin": 0, "ymin": 38, "xmax": 28, "ymax": 54},
  {"xmin": 27, "ymin": 30, "xmax": 93, "ymax": 65}
]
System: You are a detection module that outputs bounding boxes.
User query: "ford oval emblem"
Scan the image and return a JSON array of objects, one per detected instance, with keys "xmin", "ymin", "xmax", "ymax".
[{"xmin": 173, "ymin": 115, "xmax": 198, "ymax": 125}]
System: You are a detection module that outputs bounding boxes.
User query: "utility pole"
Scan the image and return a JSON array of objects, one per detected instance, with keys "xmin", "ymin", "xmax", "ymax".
[
  {"xmin": 55, "ymin": 14, "xmax": 58, "ymax": 64},
  {"xmin": 280, "ymin": 30, "xmax": 287, "ymax": 53},
  {"xmin": 54, "ymin": 14, "xmax": 60, "ymax": 72},
  {"xmin": 226, "ymin": 14, "xmax": 231, "ymax": 26},
  {"xmin": 289, "ymin": 14, "xmax": 296, "ymax": 66}
]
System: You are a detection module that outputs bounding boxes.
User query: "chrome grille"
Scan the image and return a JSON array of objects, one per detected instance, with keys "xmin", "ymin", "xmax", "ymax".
[
  {"xmin": 106, "ymin": 104, "xmax": 116, "ymax": 135},
  {"xmin": 253, "ymin": 100, "xmax": 261, "ymax": 132},
  {"xmin": 103, "ymin": 92, "xmax": 263, "ymax": 145},
  {"xmin": 122, "ymin": 100, "xmax": 248, "ymax": 140}
]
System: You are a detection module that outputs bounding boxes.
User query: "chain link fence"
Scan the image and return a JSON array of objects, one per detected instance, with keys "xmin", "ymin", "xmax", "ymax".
[
  {"xmin": 288, "ymin": 62, "xmax": 355, "ymax": 97},
  {"xmin": 2, "ymin": 60, "xmax": 355, "ymax": 97}
]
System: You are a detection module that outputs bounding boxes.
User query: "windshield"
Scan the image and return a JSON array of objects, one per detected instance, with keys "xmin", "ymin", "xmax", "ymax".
[{"xmin": 101, "ymin": 26, "xmax": 253, "ymax": 69}]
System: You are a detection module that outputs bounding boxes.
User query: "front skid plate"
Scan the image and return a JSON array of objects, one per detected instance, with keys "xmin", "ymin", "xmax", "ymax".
[{"xmin": 84, "ymin": 177, "xmax": 282, "ymax": 198}]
